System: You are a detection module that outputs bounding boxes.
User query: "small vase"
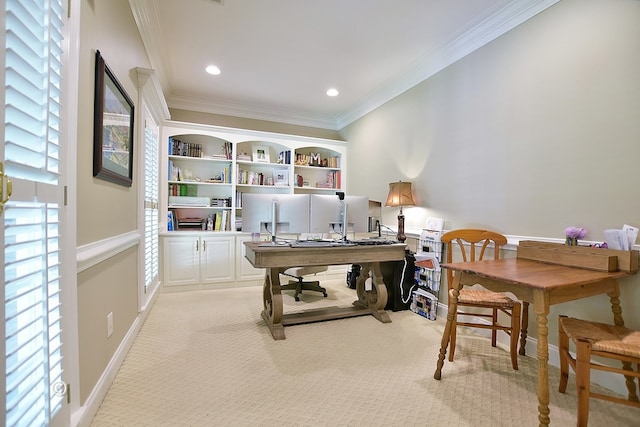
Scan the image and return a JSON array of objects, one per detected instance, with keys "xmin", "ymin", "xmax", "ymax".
[{"xmin": 566, "ymin": 237, "xmax": 578, "ymax": 246}]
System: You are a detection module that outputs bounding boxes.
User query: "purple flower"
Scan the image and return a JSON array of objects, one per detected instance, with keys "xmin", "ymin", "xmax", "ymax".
[{"xmin": 565, "ymin": 226, "xmax": 587, "ymax": 240}]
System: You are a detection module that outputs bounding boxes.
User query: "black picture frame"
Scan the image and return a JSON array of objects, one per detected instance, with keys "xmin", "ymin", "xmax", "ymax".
[{"xmin": 93, "ymin": 50, "xmax": 134, "ymax": 187}]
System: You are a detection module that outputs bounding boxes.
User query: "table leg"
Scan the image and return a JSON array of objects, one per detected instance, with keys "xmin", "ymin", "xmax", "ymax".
[
  {"xmin": 354, "ymin": 262, "xmax": 390, "ymax": 323},
  {"xmin": 607, "ymin": 282, "xmax": 639, "ymax": 402},
  {"xmin": 533, "ymin": 291, "xmax": 551, "ymax": 427},
  {"xmin": 434, "ymin": 273, "xmax": 461, "ymax": 380},
  {"xmin": 261, "ymin": 267, "xmax": 286, "ymax": 340}
]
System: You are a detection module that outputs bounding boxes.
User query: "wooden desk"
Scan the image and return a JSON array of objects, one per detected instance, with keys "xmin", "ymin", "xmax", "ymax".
[
  {"xmin": 433, "ymin": 256, "xmax": 637, "ymax": 426},
  {"xmin": 244, "ymin": 241, "xmax": 407, "ymax": 340}
]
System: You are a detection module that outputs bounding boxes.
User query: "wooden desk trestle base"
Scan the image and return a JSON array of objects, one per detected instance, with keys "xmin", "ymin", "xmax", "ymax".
[
  {"xmin": 244, "ymin": 242, "xmax": 407, "ymax": 340},
  {"xmin": 433, "ymin": 241, "xmax": 639, "ymax": 427}
]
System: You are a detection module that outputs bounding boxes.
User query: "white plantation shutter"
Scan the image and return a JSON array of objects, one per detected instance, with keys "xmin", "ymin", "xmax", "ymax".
[
  {"xmin": 144, "ymin": 123, "xmax": 159, "ymax": 291},
  {"xmin": 3, "ymin": 0, "xmax": 65, "ymax": 425}
]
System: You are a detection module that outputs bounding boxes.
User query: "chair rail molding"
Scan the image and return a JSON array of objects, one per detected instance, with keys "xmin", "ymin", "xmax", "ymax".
[{"xmin": 77, "ymin": 231, "xmax": 141, "ymax": 273}]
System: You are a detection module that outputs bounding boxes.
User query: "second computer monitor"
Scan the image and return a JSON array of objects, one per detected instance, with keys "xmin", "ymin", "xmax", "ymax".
[
  {"xmin": 309, "ymin": 194, "xmax": 369, "ymax": 235},
  {"xmin": 242, "ymin": 193, "xmax": 310, "ymax": 235}
]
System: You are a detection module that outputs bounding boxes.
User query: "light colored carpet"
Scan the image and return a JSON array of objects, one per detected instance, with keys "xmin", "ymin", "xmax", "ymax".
[{"xmin": 90, "ymin": 279, "xmax": 639, "ymax": 426}]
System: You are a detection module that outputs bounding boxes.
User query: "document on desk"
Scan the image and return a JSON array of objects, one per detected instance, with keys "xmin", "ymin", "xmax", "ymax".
[{"xmin": 604, "ymin": 224, "xmax": 638, "ymax": 250}]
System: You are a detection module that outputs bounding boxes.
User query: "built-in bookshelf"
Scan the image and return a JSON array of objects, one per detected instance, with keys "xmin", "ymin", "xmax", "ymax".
[{"xmin": 160, "ymin": 121, "xmax": 348, "ymax": 234}]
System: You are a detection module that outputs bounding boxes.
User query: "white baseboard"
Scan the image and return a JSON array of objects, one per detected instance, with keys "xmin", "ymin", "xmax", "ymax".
[{"xmin": 72, "ymin": 285, "xmax": 159, "ymax": 427}]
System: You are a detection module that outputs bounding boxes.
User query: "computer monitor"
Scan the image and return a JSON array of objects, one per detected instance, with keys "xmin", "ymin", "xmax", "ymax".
[
  {"xmin": 309, "ymin": 194, "xmax": 341, "ymax": 234},
  {"xmin": 241, "ymin": 193, "xmax": 310, "ymax": 240},
  {"xmin": 309, "ymin": 194, "xmax": 369, "ymax": 238}
]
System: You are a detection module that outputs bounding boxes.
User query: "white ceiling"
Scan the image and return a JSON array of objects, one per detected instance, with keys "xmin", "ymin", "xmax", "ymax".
[{"xmin": 131, "ymin": 0, "xmax": 558, "ymax": 130}]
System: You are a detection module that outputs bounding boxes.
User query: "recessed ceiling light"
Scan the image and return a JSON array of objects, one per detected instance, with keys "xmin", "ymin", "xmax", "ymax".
[
  {"xmin": 326, "ymin": 88, "xmax": 339, "ymax": 97},
  {"xmin": 205, "ymin": 65, "xmax": 221, "ymax": 75}
]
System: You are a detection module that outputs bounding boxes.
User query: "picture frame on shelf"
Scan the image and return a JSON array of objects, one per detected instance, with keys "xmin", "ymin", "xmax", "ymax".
[
  {"xmin": 252, "ymin": 145, "xmax": 270, "ymax": 163},
  {"xmin": 273, "ymin": 168, "xmax": 289, "ymax": 186},
  {"xmin": 92, "ymin": 50, "xmax": 135, "ymax": 187}
]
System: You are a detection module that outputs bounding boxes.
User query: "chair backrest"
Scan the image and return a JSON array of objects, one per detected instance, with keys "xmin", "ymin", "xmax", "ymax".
[{"xmin": 441, "ymin": 229, "xmax": 508, "ymax": 291}]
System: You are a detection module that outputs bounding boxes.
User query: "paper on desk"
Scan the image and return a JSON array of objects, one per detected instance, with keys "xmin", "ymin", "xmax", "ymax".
[
  {"xmin": 623, "ymin": 224, "xmax": 638, "ymax": 249},
  {"xmin": 604, "ymin": 229, "xmax": 626, "ymax": 250},
  {"xmin": 425, "ymin": 217, "xmax": 444, "ymax": 232},
  {"xmin": 604, "ymin": 225, "xmax": 638, "ymax": 250}
]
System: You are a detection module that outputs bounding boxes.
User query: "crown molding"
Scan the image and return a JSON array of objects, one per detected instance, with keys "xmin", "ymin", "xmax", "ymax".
[
  {"xmin": 136, "ymin": 67, "xmax": 170, "ymax": 122},
  {"xmin": 167, "ymin": 93, "xmax": 340, "ymax": 130},
  {"xmin": 132, "ymin": 0, "xmax": 559, "ymax": 131},
  {"xmin": 336, "ymin": 0, "xmax": 560, "ymax": 129}
]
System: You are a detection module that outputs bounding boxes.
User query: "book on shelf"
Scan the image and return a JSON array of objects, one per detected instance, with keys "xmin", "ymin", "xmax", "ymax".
[
  {"xmin": 222, "ymin": 141, "xmax": 232, "ymax": 159},
  {"xmin": 278, "ymin": 150, "xmax": 290, "ymax": 164},
  {"xmin": 214, "ymin": 212, "xmax": 223, "ymax": 231},
  {"xmin": 169, "ymin": 136, "xmax": 202, "ymax": 157}
]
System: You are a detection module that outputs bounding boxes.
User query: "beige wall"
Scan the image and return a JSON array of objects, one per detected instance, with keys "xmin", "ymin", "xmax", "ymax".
[
  {"xmin": 72, "ymin": 0, "xmax": 640, "ymax": 409},
  {"xmin": 77, "ymin": 0, "xmax": 148, "ymax": 245},
  {"xmin": 340, "ymin": 0, "xmax": 640, "ymax": 335},
  {"xmin": 77, "ymin": 247, "xmax": 138, "ymax": 402},
  {"xmin": 76, "ymin": 0, "xmax": 151, "ymax": 404}
]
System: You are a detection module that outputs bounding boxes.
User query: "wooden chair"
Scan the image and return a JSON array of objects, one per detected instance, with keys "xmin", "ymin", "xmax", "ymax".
[
  {"xmin": 558, "ymin": 315, "xmax": 640, "ymax": 426},
  {"xmin": 281, "ymin": 266, "xmax": 328, "ymax": 301},
  {"xmin": 441, "ymin": 229, "xmax": 522, "ymax": 369}
]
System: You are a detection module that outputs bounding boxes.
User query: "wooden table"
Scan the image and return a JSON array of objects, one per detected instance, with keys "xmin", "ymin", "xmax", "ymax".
[
  {"xmin": 433, "ymin": 243, "xmax": 639, "ymax": 427},
  {"xmin": 244, "ymin": 241, "xmax": 407, "ymax": 340}
]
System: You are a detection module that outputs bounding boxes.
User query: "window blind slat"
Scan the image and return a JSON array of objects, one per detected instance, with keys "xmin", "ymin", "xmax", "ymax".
[{"xmin": 4, "ymin": 0, "xmax": 65, "ymax": 424}]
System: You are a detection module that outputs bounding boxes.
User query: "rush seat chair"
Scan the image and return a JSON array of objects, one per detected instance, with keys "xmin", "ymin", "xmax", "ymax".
[
  {"xmin": 558, "ymin": 315, "xmax": 640, "ymax": 426},
  {"xmin": 441, "ymin": 229, "xmax": 522, "ymax": 370}
]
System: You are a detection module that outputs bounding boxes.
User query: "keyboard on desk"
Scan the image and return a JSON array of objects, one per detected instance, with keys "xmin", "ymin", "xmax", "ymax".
[
  {"xmin": 290, "ymin": 240, "xmax": 338, "ymax": 248},
  {"xmin": 351, "ymin": 239, "xmax": 397, "ymax": 245}
]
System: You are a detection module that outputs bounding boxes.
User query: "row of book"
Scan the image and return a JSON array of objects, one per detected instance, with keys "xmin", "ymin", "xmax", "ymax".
[
  {"xmin": 204, "ymin": 211, "xmax": 231, "ymax": 231},
  {"xmin": 168, "ymin": 137, "xmax": 233, "ymax": 160},
  {"xmin": 237, "ymin": 169, "xmax": 280, "ymax": 186},
  {"xmin": 169, "ymin": 136, "xmax": 202, "ymax": 157},
  {"xmin": 277, "ymin": 150, "xmax": 291, "ymax": 164},
  {"xmin": 315, "ymin": 170, "xmax": 341, "ymax": 189}
]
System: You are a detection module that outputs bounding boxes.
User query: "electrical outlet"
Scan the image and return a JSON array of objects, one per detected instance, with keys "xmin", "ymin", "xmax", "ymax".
[{"xmin": 107, "ymin": 312, "xmax": 113, "ymax": 338}]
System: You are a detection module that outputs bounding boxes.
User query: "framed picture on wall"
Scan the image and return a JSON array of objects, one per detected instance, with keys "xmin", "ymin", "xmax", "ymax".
[
  {"xmin": 93, "ymin": 50, "xmax": 135, "ymax": 187},
  {"xmin": 252, "ymin": 145, "xmax": 270, "ymax": 163}
]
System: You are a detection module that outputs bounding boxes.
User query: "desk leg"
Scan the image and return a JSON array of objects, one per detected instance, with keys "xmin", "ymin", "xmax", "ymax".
[
  {"xmin": 434, "ymin": 273, "xmax": 460, "ymax": 380},
  {"xmin": 533, "ymin": 291, "xmax": 551, "ymax": 427},
  {"xmin": 354, "ymin": 262, "xmax": 390, "ymax": 323},
  {"xmin": 261, "ymin": 267, "xmax": 286, "ymax": 340},
  {"xmin": 607, "ymin": 282, "xmax": 639, "ymax": 402}
]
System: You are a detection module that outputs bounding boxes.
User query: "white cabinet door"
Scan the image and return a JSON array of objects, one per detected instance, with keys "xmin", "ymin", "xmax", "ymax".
[
  {"xmin": 235, "ymin": 235, "xmax": 265, "ymax": 281},
  {"xmin": 163, "ymin": 236, "xmax": 199, "ymax": 286},
  {"xmin": 200, "ymin": 235, "xmax": 235, "ymax": 284}
]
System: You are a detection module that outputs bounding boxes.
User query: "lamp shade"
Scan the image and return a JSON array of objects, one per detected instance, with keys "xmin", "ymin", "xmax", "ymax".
[{"xmin": 385, "ymin": 181, "xmax": 416, "ymax": 208}]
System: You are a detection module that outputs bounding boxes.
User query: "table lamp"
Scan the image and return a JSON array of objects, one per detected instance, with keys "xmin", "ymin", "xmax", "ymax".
[{"xmin": 385, "ymin": 180, "xmax": 416, "ymax": 243}]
